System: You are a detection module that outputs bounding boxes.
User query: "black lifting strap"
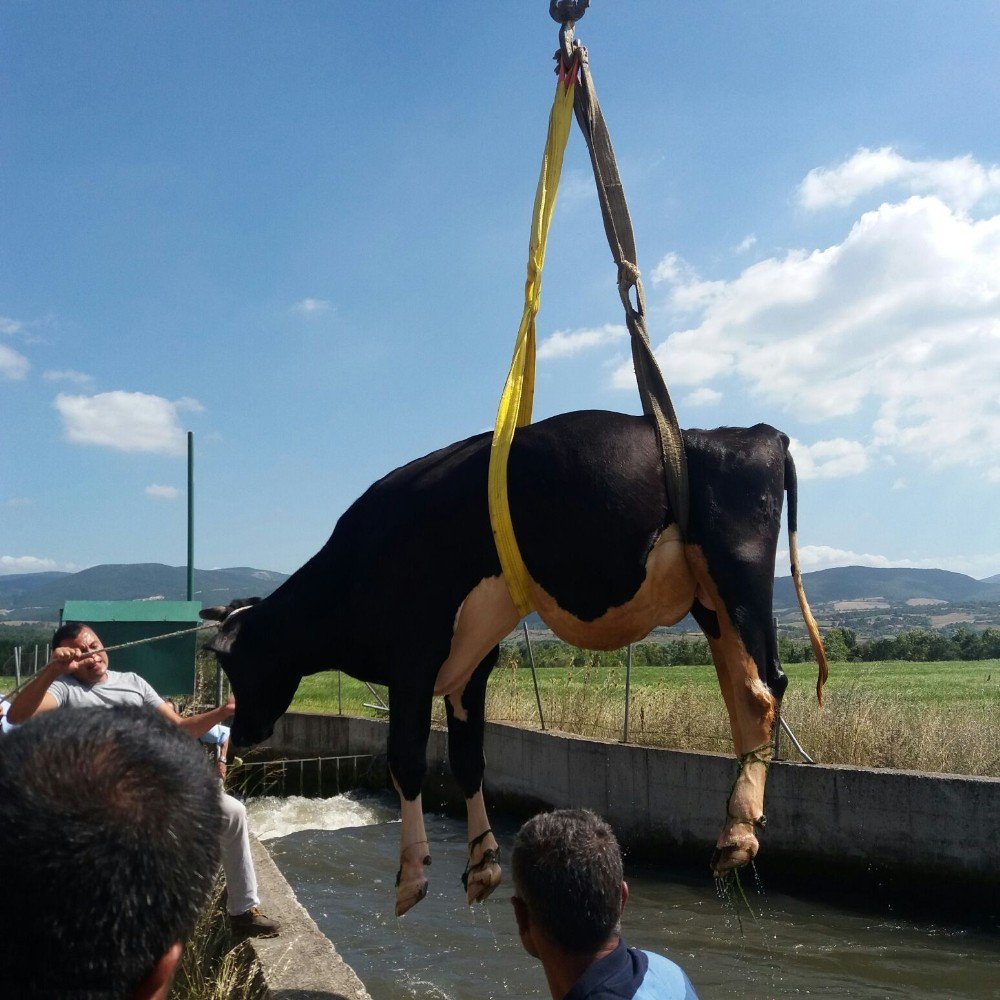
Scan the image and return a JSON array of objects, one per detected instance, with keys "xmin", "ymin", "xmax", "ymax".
[{"xmin": 559, "ymin": 26, "xmax": 690, "ymax": 539}]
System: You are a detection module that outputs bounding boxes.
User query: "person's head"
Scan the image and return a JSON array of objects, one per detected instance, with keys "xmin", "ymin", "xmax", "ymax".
[
  {"xmin": 52, "ymin": 620, "xmax": 109, "ymax": 685},
  {"xmin": 0, "ymin": 706, "xmax": 222, "ymax": 999},
  {"xmin": 511, "ymin": 808, "xmax": 627, "ymax": 958}
]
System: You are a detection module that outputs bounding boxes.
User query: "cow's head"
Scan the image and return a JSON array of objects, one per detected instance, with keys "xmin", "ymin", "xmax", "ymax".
[{"xmin": 200, "ymin": 598, "xmax": 300, "ymax": 748}]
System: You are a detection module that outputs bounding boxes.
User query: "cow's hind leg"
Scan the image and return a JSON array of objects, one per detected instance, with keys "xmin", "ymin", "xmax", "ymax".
[
  {"xmin": 444, "ymin": 646, "xmax": 502, "ymax": 905},
  {"xmin": 388, "ymin": 682, "xmax": 435, "ymax": 917},
  {"xmin": 690, "ymin": 576, "xmax": 781, "ymax": 875}
]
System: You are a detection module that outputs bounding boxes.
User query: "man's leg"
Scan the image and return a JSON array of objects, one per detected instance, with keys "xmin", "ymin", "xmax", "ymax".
[{"xmin": 220, "ymin": 792, "xmax": 279, "ymax": 937}]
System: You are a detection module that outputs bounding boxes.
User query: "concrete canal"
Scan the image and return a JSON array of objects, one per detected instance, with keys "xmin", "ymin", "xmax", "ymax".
[{"xmin": 247, "ymin": 791, "xmax": 1000, "ymax": 1000}]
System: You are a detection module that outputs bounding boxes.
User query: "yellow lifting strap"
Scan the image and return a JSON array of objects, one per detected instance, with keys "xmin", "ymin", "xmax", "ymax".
[{"xmin": 487, "ymin": 63, "xmax": 577, "ymax": 617}]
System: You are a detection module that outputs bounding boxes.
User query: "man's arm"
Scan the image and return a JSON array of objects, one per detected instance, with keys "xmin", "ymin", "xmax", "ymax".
[
  {"xmin": 156, "ymin": 695, "xmax": 236, "ymax": 740},
  {"xmin": 6, "ymin": 649, "xmax": 77, "ymax": 724}
]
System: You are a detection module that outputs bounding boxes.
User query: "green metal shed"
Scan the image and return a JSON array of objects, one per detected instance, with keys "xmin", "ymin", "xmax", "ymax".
[{"xmin": 61, "ymin": 600, "xmax": 202, "ymax": 697}]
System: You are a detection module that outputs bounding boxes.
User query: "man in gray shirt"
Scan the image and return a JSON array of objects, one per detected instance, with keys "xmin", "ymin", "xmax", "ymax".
[{"xmin": 8, "ymin": 621, "xmax": 280, "ymax": 938}]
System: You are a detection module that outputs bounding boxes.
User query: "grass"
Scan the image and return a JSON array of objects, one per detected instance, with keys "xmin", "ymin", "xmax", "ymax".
[
  {"xmin": 168, "ymin": 880, "xmax": 264, "ymax": 1000},
  {"xmin": 7, "ymin": 659, "xmax": 997, "ymax": 776},
  {"xmin": 287, "ymin": 659, "xmax": 1000, "ymax": 776}
]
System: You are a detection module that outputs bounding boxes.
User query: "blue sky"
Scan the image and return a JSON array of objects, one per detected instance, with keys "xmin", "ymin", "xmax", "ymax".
[{"xmin": 3, "ymin": 1, "xmax": 999, "ymax": 582}]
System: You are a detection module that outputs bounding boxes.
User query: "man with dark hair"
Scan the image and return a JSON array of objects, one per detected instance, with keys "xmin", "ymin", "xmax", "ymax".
[
  {"xmin": 0, "ymin": 706, "xmax": 221, "ymax": 999},
  {"xmin": 511, "ymin": 809, "xmax": 698, "ymax": 1000},
  {"xmin": 8, "ymin": 621, "xmax": 279, "ymax": 938}
]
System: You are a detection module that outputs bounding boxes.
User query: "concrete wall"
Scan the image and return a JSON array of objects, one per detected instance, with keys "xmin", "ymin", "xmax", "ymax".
[
  {"xmin": 235, "ymin": 835, "xmax": 373, "ymax": 1000},
  {"xmin": 270, "ymin": 713, "xmax": 1000, "ymax": 906}
]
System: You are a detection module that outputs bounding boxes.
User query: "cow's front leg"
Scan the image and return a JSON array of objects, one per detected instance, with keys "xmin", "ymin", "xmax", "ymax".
[
  {"xmin": 445, "ymin": 648, "xmax": 502, "ymax": 905},
  {"xmin": 388, "ymin": 684, "xmax": 435, "ymax": 916}
]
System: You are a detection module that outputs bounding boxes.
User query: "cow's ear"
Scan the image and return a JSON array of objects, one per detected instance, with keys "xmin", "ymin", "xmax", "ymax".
[{"xmin": 200, "ymin": 606, "xmax": 229, "ymax": 622}]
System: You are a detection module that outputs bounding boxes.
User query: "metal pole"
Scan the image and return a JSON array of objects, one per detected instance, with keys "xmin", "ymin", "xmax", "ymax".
[
  {"xmin": 14, "ymin": 647, "xmax": 21, "ymax": 688},
  {"xmin": 187, "ymin": 431, "xmax": 194, "ymax": 601},
  {"xmin": 33, "ymin": 645, "xmax": 38, "ymax": 673},
  {"xmin": 522, "ymin": 621, "xmax": 545, "ymax": 731},
  {"xmin": 622, "ymin": 643, "xmax": 632, "ymax": 743},
  {"xmin": 779, "ymin": 716, "xmax": 815, "ymax": 764},
  {"xmin": 338, "ymin": 671, "xmax": 343, "ymax": 715}
]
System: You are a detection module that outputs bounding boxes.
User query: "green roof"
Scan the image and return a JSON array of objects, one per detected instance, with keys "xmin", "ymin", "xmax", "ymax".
[{"xmin": 62, "ymin": 600, "xmax": 202, "ymax": 623}]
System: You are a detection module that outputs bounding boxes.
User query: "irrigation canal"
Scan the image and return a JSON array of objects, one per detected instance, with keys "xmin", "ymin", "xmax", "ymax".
[{"xmin": 247, "ymin": 791, "xmax": 1000, "ymax": 1000}]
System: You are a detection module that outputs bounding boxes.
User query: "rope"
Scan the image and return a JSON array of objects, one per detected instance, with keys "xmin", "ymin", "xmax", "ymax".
[
  {"xmin": 1, "ymin": 621, "xmax": 220, "ymax": 700},
  {"xmin": 487, "ymin": 14, "xmax": 690, "ymax": 619},
  {"xmin": 566, "ymin": 39, "xmax": 690, "ymax": 538},
  {"xmin": 487, "ymin": 54, "xmax": 578, "ymax": 617}
]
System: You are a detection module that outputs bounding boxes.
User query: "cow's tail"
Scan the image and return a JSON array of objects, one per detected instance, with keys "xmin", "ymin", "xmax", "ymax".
[{"xmin": 784, "ymin": 446, "xmax": 829, "ymax": 705}]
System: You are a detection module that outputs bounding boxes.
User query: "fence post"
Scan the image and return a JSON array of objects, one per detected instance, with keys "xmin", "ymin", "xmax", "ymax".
[
  {"xmin": 14, "ymin": 646, "xmax": 21, "ymax": 688},
  {"xmin": 338, "ymin": 671, "xmax": 343, "ymax": 715},
  {"xmin": 522, "ymin": 621, "xmax": 545, "ymax": 731},
  {"xmin": 33, "ymin": 645, "xmax": 39, "ymax": 673},
  {"xmin": 622, "ymin": 643, "xmax": 632, "ymax": 743}
]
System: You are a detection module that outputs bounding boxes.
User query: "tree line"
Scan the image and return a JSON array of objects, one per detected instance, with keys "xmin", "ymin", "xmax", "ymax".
[{"xmin": 502, "ymin": 625, "xmax": 1000, "ymax": 670}]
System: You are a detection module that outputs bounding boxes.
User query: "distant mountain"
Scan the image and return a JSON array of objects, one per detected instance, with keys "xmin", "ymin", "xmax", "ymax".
[
  {"xmin": 773, "ymin": 566, "xmax": 992, "ymax": 607},
  {"xmin": 0, "ymin": 564, "xmax": 289, "ymax": 622},
  {"xmin": 3, "ymin": 562, "xmax": 996, "ymax": 627}
]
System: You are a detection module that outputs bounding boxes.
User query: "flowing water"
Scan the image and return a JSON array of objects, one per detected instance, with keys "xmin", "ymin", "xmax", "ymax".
[{"xmin": 249, "ymin": 792, "xmax": 1000, "ymax": 1000}]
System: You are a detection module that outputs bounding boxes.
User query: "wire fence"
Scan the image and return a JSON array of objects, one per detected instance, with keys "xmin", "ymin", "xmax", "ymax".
[{"xmin": 227, "ymin": 753, "xmax": 386, "ymax": 799}]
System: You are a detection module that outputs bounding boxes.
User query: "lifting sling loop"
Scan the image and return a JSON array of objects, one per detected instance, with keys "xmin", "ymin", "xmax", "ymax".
[{"xmin": 488, "ymin": 7, "xmax": 689, "ymax": 618}]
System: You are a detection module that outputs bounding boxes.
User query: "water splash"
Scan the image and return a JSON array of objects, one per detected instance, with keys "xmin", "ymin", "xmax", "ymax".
[{"xmin": 247, "ymin": 791, "xmax": 395, "ymax": 841}]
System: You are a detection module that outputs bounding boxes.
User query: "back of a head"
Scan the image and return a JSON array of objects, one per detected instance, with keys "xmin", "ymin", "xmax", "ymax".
[
  {"xmin": 512, "ymin": 808, "xmax": 624, "ymax": 954},
  {"xmin": 0, "ymin": 706, "xmax": 222, "ymax": 999}
]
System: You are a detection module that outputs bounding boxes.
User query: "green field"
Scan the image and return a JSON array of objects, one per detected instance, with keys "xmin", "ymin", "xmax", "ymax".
[
  {"xmin": 285, "ymin": 658, "xmax": 999, "ymax": 776},
  {"xmin": 6, "ymin": 659, "xmax": 997, "ymax": 775}
]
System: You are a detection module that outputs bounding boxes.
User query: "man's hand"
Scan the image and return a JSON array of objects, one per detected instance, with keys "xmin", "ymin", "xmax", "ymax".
[
  {"xmin": 223, "ymin": 694, "xmax": 236, "ymax": 716},
  {"xmin": 47, "ymin": 647, "xmax": 91, "ymax": 676}
]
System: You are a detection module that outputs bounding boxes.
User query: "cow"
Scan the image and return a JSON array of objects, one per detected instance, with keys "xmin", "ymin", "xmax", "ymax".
[{"xmin": 202, "ymin": 409, "xmax": 827, "ymax": 916}]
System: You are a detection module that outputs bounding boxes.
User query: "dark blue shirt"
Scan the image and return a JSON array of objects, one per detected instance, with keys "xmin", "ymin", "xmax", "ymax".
[{"xmin": 562, "ymin": 939, "xmax": 698, "ymax": 1000}]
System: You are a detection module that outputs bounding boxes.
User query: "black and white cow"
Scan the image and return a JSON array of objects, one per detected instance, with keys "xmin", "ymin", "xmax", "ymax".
[{"xmin": 202, "ymin": 409, "xmax": 827, "ymax": 915}]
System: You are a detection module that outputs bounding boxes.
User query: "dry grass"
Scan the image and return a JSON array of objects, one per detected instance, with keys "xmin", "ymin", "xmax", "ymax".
[
  {"xmin": 478, "ymin": 661, "xmax": 1000, "ymax": 776},
  {"xmin": 169, "ymin": 881, "xmax": 265, "ymax": 1000}
]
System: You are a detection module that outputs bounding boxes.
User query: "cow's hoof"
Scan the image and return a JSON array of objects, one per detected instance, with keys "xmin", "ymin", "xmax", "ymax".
[
  {"xmin": 462, "ymin": 829, "xmax": 501, "ymax": 905},
  {"xmin": 395, "ymin": 854, "xmax": 431, "ymax": 917},
  {"xmin": 710, "ymin": 822, "xmax": 759, "ymax": 875},
  {"xmin": 465, "ymin": 859, "xmax": 502, "ymax": 905}
]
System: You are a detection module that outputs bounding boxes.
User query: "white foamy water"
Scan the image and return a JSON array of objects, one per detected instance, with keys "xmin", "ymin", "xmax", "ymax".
[{"xmin": 247, "ymin": 792, "xmax": 397, "ymax": 841}]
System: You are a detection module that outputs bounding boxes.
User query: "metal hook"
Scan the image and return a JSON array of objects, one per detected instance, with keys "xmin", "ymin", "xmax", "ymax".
[
  {"xmin": 550, "ymin": 0, "xmax": 589, "ymax": 70},
  {"xmin": 549, "ymin": 0, "xmax": 589, "ymax": 23}
]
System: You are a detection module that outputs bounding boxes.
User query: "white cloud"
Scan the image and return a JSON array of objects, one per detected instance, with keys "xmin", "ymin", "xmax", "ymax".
[
  {"xmin": 538, "ymin": 324, "xmax": 627, "ymax": 361},
  {"xmin": 0, "ymin": 316, "xmax": 24, "ymax": 336},
  {"xmin": 684, "ymin": 387, "xmax": 722, "ymax": 407},
  {"xmin": 799, "ymin": 147, "xmax": 1000, "ymax": 212},
  {"xmin": 789, "ymin": 437, "xmax": 869, "ymax": 480},
  {"xmin": 292, "ymin": 298, "xmax": 331, "ymax": 316},
  {"xmin": 735, "ymin": 235, "xmax": 758, "ymax": 253},
  {"xmin": 43, "ymin": 369, "xmax": 94, "ymax": 385},
  {"xmin": 174, "ymin": 396, "xmax": 205, "ymax": 413},
  {"xmin": 145, "ymin": 484, "xmax": 180, "ymax": 500},
  {"xmin": 0, "ymin": 344, "xmax": 29, "ymax": 380},
  {"xmin": 0, "ymin": 555, "xmax": 63, "ymax": 575},
  {"xmin": 612, "ymin": 180, "xmax": 1000, "ymax": 479},
  {"xmin": 651, "ymin": 252, "xmax": 695, "ymax": 285},
  {"xmin": 6, "ymin": 497, "xmax": 32, "ymax": 508},
  {"xmin": 54, "ymin": 391, "xmax": 200, "ymax": 455}
]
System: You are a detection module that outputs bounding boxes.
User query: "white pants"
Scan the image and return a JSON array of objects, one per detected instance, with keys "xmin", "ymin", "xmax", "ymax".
[{"xmin": 220, "ymin": 792, "xmax": 258, "ymax": 916}]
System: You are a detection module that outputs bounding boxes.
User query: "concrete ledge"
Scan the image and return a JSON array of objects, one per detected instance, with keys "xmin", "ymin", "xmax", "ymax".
[
  {"xmin": 235, "ymin": 835, "xmax": 372, "ymax": 1000},
  {"xmin": 269, "ymin": 713, "xmax": 1000, "ymax": 909}
]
